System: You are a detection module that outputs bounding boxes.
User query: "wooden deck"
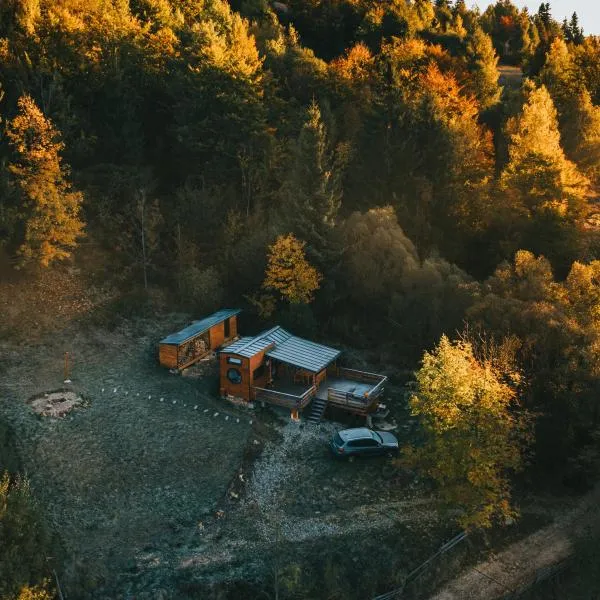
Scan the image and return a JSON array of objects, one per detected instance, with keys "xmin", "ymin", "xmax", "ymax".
[
  {"xmin": 315, "ymin": 377, "xmax": 373, "ymax": 400},
  {"xmin": 253, "ymin": 368, "xmax": 387, "ymax": 417},
  {"xmin": 253, "ymin": 382, "xmax": 315, "ymax": 410}
]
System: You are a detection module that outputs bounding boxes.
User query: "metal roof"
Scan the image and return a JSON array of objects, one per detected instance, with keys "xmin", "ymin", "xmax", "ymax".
[
  {"xmin": 219, "ymin": 336, "xmax": 255, "ymax": 354},
  {"xmin": 220, "ymin": 326, "xmax": 292, "ymax": 358},
  {"xmin": 220, "ymin": 325, "xmax": 340, "ymax": 372},
  {"xmin": 160, "ymin": 309, "xmax": 241, "ymax": 345},
  {"xmin": 266, "ymin": 334, "xmax": 341, "ymax": 373}
]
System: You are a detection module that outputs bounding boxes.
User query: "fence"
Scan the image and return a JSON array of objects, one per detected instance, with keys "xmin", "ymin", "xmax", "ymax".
[{"xmin": 372, "ymin": 531, "xmax": 468, "ymax": 600}]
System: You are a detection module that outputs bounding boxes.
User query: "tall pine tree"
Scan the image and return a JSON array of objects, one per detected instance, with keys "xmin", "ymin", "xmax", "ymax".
[
  {"xmin": 465, "ymin": 27, "xmax": 502, "ymax": 110},
  {"xmin": 281, "ymin": 100, "xmax": 344, "ymax": 268}
]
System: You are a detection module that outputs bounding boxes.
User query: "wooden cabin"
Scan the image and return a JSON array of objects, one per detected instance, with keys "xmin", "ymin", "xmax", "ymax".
[
  {"xmin": 159, "ymin": 309, "xmax": 241, "ymax": 370},
  {"xmin": 219, "ymin": 326, "xmax": 387, "ymax": 419}
]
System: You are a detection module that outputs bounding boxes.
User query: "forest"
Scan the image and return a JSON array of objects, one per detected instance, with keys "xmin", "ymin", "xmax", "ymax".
[{"xmin": 1, "ymin": 0, "xmax": 600, "ymax": 598}]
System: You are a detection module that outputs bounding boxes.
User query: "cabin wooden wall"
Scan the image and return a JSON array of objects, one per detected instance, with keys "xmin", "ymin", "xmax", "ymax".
[
  {"xmin": 249, "ymin": 352, "xmax": 269, "ymax": 391},
  {"xmin": 229, "ymin": 316, "xmax": 238, "ymax": 339},
  {"xmin": 219, "ymin": 353, "xmax": 251, "ymax": 400},
  {"xmin": 219, "ymin": 344, "xmax": 271, "ymax": 401},
  {"xmin": 209, "ymin": 316, "xmax": 238, "ymax": 350},
  {"xmin": 210, "ymin": 322, "xmax": 225, "ymax": 350}
]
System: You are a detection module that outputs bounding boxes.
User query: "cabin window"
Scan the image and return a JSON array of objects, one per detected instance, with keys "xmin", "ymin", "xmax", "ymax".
[
  {"xmin": 224, "ymin": 318, "xmax": 231, "ymax": 338},
  {"xmin": 253, "ymin": 365, "xmax": 265, "ymax": 380},
  {"xmin": 227, "ymin": 368, "xmax": 242, "ymax": 384},
  {"xmin": 227, "ymin": 357, "xmax": 242, "ymax": 366}
]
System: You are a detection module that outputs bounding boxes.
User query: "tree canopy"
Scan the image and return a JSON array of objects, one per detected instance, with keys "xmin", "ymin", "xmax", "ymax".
[{"xmin": 404, "ymin": 334, "xmax": 531, "ymax": 530}]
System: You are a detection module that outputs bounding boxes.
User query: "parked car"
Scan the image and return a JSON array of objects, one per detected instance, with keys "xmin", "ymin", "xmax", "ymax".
[{"xmin": 330, "ymin": 427, "xmax": 399, "ymax": 459}]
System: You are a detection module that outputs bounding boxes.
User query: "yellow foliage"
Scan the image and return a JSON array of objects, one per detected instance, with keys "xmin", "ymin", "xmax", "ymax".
[
  {"xmin": 404, "ymin": 335, "xmax": 531, "ymax": 530},
  {"xmin": 502, "ymin": 83, "xmax": 592, "ymax": 220},
  {"xmin": 16, "ymin": 582, "xmax": 54, "ymax": 600},
  {"xmin": 7, "ymin": 95, "xmax": 84, "ymax": 267},
  {"xmin": 330, "ymin": 42, "xmax": 373, "ymax": 83},
  {"xmin": 262, "ymin": 234, "xmax": 322, "ymax": 305}
]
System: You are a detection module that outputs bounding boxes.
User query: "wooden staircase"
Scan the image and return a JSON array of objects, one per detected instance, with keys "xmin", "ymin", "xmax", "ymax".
[{"xmin": 306, "ymin": 398, "xmax": 327, "ymax": 424}]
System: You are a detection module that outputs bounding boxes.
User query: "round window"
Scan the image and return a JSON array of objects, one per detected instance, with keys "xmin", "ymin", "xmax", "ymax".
[{"xmin": 227, "ymin": 368, "xmax": 242, "ymax": 384}]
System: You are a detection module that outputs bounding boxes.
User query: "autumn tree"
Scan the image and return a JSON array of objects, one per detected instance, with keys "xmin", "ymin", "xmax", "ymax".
[
  {"xmin": 403, "ymin": 335, "xmax": 531, "ymax": 530},
  {"xmin": 560, "ymin": 90, "xmax": 600, "ymax": 186},
  {"xmin": 0, "ymin": 0, "xmax": 40, "ymax": 35},
  {"xmin": 415, "ymin": 64, "xmax": 495, "ymax": 263},
  {"xmin": 539, "ymin": 39, "xmax": 600, "ymax": 185},
  {"xmin": 260, "ymin": 234, "xmax": 322, "ymax": 315},
  {"xmin": 468, "ymin": 250, "xmax": 600, "ymax": 470},
  {"xmin": 539, "ymin": 37, "xmax": 577, "ymax": 120},
  {"xmin": 574, "ymin": 37, "xmax": 600, "ymax": 105},
  {"xmin": 5, "ymin": 95, "xmax": 84, "ymax": 267},
  {"xmin": 499, "ymin": 82, "xmax": 591, "ymax": 270},
  {"xmin": 171, "ymin": 0, "xmax": 267, "ymax": 191},
  {"xmin": 480, "ymin": 1, "xmax": 532, "ymax": 64}
]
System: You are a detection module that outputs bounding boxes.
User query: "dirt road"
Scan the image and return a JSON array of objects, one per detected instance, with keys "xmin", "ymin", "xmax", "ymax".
[{"xmin": 429, "ymin": 484, "xmax": 600, "ymax": 600}]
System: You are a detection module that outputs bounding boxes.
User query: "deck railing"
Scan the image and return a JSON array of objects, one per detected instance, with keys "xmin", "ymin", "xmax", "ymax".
[
  {"xmin": 326, "ymin": 369, "xmax": 387, "ymax": 413},
  {"xmin": 253, "ymin": 385, "xmax": 316, "ymax": 409},
  {"xmin": 338, "ymin": 367, "xmax": 386, "ymax": 384},
  {"xmin": 253, "ymin": 368, "xmax": 387, "ymax": 415}
]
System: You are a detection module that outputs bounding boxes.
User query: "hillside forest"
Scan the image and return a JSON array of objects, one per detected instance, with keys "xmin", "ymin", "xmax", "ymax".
[{"xmin": 1, "ymin": 0, "xmax": 600, "ymax": 597}]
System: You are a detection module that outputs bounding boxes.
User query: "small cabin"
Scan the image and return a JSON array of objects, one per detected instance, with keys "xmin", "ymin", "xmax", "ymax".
[
  {"xmin": 219, "ymin": 326, "xmax": 387, "ymax": 419},
  {"xmin": 159, "ymin": 309, "xmax": 241, "ymax": 370}
]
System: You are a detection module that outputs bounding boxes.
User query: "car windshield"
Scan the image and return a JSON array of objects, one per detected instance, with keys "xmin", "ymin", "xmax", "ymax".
[
  {"xmin": 372, "ymin": 431, "xmax": 383, "ymax": 443},
  {"xmin": 333, "ymin": 433, "xmax": 344, "ymax": 446}
]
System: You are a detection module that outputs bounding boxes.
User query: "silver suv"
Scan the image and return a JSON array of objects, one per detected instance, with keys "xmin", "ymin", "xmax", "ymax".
[{"xmin": 330, "ymin": 427, "xmax": 399, "ymax": 458}]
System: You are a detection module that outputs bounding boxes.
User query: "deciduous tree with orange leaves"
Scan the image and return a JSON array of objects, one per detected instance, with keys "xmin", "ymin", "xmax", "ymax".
[{"xmin": 6, "ymin": 95, "xmax": 84, "ymax": 267}]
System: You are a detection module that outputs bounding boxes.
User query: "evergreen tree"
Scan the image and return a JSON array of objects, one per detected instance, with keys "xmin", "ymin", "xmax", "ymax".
[
  {"xmin": 281, "ymin": 100, "xmax": 344, "ymax": 267},
  {"xmin": 567, "ymin": 12, "xmax": 584, "ymax": 45},
  {"xmin": 6, "ymin": 95, "xmax": 84, "ymax": 267},
  {"xmin": 465, "ymin": 27, "xmax": 501, "ymax": 109},
  {"xmin": 537, "ymin": 2, "xmax": 551, "ymax": 29}
]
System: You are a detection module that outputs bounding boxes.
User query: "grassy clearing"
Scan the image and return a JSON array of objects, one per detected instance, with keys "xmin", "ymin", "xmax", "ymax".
[{"xmin": 0, "ymin": 317, "xmax": 253, "ymax": 596}]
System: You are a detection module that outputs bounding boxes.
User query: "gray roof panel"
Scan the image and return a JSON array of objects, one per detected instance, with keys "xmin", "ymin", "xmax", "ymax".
[
  {"xmin": 220, "ymin": 326, "xmax": 292, "ymax": 358},
  {"xmin": 266, "ymin": 335, "xmax": 341, "ymax": 373},
  {"xmin": 219, "ymin": 336, "xmax": 255, "ymax": 354},
  {"xmin": 160, "ymin": 309, "xmax": 241, "ymax": 345},
  {"xmin": 220, "ymin": 325, "xmax": 341, "ymax": 372}
]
